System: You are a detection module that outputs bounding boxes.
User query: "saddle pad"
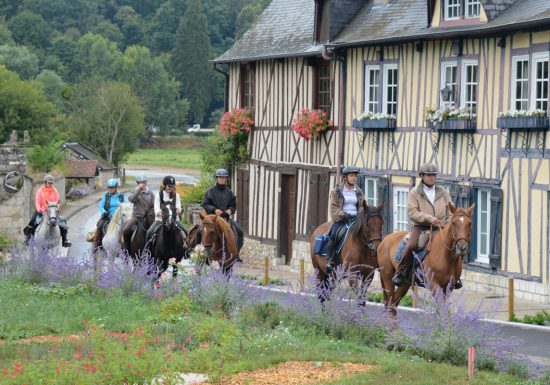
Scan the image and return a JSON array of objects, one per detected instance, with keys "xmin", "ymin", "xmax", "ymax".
[
  {"xmin": 335, "ymin": 222, "xmax": 353, "ymax": 256},
  {"xmin": 313, "ymin": 234, "xmax": 329, "ymax": 255}
]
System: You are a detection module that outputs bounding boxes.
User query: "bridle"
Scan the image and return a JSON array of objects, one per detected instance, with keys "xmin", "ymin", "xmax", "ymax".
[
  {"xmin": 361, "ymin": 209, "xmax": 383, "ymax": 255},
  {"xmin": 438, "ymin": 212, "xmax": 472, "ymax": 253},
  {"xmin": 199, "ymin": 220, "xmax": 226, "ymax": 257}
]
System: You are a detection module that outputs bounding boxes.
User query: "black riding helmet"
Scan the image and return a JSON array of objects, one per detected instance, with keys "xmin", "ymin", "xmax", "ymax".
[
  {"xmin": 342, "ymin": 166, "xmax": 360, "ymax": 175},
  {"xmin": 215, "ymin": 168, "xmax": 229, "ymax": 177},
  {"xmin": 163, "ymin": 175, "xmax": 176, "ymax": 186}
]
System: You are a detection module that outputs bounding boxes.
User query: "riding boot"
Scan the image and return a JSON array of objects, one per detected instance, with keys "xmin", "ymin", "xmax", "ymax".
[
  {"xmin": 123, "ymin": 229, "xmax": 133, "ymax": 252},
  {"xmin": 60, "ymin": 227, "xmax": 72, "ymax": 248},
  {"xmin": 145, "ymin": 220, "xmax": 161, "ymax": 248},
  {"xmin": 392, "ymin": 251, "xmax": 413, "ymax": 287},
  {"xmin": 325, "ymin": 239, "xmax": 336, "ymax": 275},
  {"xmin": 454, "ymin": 278, "xmax": 463, "ymax": 290},
  {"xmin": 23, "ymin": 230, "xmax": 33, "ymax": 245}
]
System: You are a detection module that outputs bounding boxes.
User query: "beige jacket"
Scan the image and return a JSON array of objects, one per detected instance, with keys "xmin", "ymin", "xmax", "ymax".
[
  {"xmin": 408, "ymin": 183, "xmax": 452, "ymax": 226},
  {"xmin": 329, "ymin": 183, "xmax": 365, "ymax": 222}
]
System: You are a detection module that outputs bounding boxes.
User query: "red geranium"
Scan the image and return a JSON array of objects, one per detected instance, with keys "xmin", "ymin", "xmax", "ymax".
[
  {"xmin": 291, "ymin": 108, "xmax": 333, "ymax": 141},
  {"xmin": 220, "ymin": 108, "xmax": 254, "ymax": 138}
]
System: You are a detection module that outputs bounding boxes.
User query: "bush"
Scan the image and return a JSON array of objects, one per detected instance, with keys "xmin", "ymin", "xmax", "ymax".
[{"xmin": 26, "ymin": 141, "xmax": 66, "ymax": 172}]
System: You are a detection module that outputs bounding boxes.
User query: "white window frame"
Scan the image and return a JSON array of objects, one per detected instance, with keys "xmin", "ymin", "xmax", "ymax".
[
  {"xmin": 363, "ymin": 177, "xmax": 378, "ymax": 207},
  {"xmin": 511, "ymin": 55, "xmax": 530, "ymax": 111},
  {"xmin": 444, "ymin": 0, "xmax": 460, "ymax": 20},
  {"xmin": 460, "ymin": 59, "xmax": 478, "ymax": 114},
  {"xmin": 364, "ymin": 65, "xmax": 380, "ymax": 114},
  {"xmin": 383, "ymin": 64, "xmax": 398, "ymax": 116},
  {"xmin": 465, "ymin": 0, "xmax": 480, "ymax": 18},
  {"xmin": 393, "ymin": 186, "xmax": 409, "ymax": 232},
  {"xmin": 531, "ymin": 52, "xmax": 549, "ymax": 112},
  {"xmin": 476, "ymin": 189, "xmax": 491, "ymax": 265},
  {"xmin": 441, "ymin": 61, "xmax": 458, "ymax": 108}
]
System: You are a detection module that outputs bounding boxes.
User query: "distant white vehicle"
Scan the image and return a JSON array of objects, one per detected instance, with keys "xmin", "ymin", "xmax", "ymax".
[{"xmin": 187, "ymin": 124, "xmax": 214, "ymax": 134}]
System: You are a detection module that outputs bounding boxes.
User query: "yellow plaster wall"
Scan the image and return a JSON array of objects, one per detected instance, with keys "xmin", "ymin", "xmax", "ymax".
[{"xmin": 431, "ymin": 0, "xmax": 441, "ymax": 27}]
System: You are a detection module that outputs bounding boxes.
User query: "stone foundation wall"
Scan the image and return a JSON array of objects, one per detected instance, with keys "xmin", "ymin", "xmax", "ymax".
[{"xmin": 239, "ymin": 238, "xmax": 279, "ymax": 268}]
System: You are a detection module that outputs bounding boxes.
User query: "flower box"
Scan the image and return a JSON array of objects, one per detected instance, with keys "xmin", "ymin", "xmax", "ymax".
[
  {"xmin": 496, "ymin": 116, "xmax": 549, "ymax": 131},
  {"xmin": 352, "ymin": 118, "xmax": 396, "ymax": 130},
  {"xmin": 429, "ymin": 118, "xmax": 476, "ymax": 132}
]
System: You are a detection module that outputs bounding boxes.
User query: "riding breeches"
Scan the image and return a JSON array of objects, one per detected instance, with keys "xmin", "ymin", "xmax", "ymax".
[{"xmin": 398, "ymin": 225, "xmax": 430, "ymax": 271}]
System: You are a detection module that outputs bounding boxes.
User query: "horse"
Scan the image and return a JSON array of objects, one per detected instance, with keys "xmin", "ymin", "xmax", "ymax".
[
  {"xmin": 93, "ymin": 203, "xmax": 133, "ymax": 268},
  {"xmin": 33, "ymin": 202, "xmax": 61, "ymax": 253},
  {"xmin": 310, "ymin": 201, "xmax": 384, "ymax": 302},
  {"xmin": 120, "ymin": 212, "xmax": 155, "ymax": 262},
  {"xmin": 197, "ymin": 212, "xmax": 239, "ymax": 274},
  {"xmin": 151, "ymin": 202, "xmax": 187, "ymax": 274},
  {"xmin": 377, "ymin": 203, "xmax": 475, "ymax": 317}
]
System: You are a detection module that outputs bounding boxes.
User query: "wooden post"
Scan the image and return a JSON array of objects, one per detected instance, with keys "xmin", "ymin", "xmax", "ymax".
[
  {"xmin": 121, "ymin": 168, "xmax": 126, "ymax": 186},
  {"xmin": 468, "ymin": 346, "xmax": 475, "ymax": 379},
  {"xmin": 264, "ymin": 256, "xmax": 269, "ymax": 286},
  {"xmin": 508, "ymin": 277, "xmax": 515, "ymax": 321},
  {"xmin": 299, "ymin": 259, "xmax": 305, "ymax": 292},
  {"xmin": 412, "ymin": 284, "xmax": 418, "ymax": 308}
]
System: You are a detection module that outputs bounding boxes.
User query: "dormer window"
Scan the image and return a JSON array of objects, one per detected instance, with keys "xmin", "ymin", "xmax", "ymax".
[
  {"xmin": 442, "ymin": 0, "xmax": 481, "ymax": 24},
  {"xmin": 466, "ymin": 0, "xmax": 480, "ymax": 18},
  {"xmin": 445, "ymin": 0, "xmax": 460, "ymax": 20}
]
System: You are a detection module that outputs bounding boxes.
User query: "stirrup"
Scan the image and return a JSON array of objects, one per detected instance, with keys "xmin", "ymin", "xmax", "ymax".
[
  {"xmin": 62, "ymin": 240, "xmax": 72, "ymax": 248},
  {"xmin": 392, "ymin": 273, "xmax": 407, "ymax": 287},
  {"xmin": 454, "ymin": 279, "xmax": 463, "ymax": 290}
]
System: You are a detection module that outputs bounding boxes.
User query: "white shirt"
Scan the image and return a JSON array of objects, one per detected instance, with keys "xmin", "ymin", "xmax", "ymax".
[
  {"xmin": 154, "ymin": 190, "xmax": 182, "ymax": 220},
  {"xmin": 423, "ymin": 184, "xmax": 436, "ymax": 206},
  {"xmin": 342, "ymin": 185, "xmax": 358, "ymax": 216}
]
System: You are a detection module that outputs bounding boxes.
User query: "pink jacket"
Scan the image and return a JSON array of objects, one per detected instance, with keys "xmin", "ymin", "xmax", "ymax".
[{"xmin": 35, "ymin": 185, "xmax": 60, "ymax": 213}]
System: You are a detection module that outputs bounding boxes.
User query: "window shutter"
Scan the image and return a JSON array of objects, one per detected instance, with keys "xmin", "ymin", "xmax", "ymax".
[
  {"xmin": 489, "ymin": 188, "xmax": 503, "ymax": 271},
  {"xmin": 308, "ymin": 173, "xmax": 320, "ymax": 235},
  {"xmin": 469, "ymin": 188, "xmax": 478, "ymax": 263},
  {"xmin": 377, "ymin": 177, "xmax": 390, "ymax": 235}
]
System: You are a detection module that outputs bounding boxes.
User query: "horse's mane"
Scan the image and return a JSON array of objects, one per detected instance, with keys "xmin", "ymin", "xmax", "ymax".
[{"xmin": 350, "ymin": 207, "xmax": 379, "ymax": 238}]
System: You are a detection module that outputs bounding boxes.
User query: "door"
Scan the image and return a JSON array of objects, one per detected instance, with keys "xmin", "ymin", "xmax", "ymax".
[
  {"xmin": 236, "ymin": 169, "xmax": 249, "ymax": 235},
  {"xmin": 279, "ymin": 174, "xmax": 296, "ymax": 264}
]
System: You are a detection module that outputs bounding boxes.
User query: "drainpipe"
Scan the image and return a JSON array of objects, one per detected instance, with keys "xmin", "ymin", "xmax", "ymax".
[
  {"xmin": 322, "ymin": 47, "xmax": 346, "ymax": 185},
  {"xmin": 213, "ymin": 63, "xmax": 229, "ymax": 113}
]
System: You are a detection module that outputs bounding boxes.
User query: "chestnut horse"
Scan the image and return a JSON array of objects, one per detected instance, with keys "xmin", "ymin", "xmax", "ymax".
[
  {"xmin": 197, "ymin": 212, "xmax": 239, "ymax": 274},
  {"xmin": 377, "ymin": 203, "xmax": 474, "ymax": 317},
  {"xmin": 310, "ymin": 201, "xmax": 384, "ymax": 301}
]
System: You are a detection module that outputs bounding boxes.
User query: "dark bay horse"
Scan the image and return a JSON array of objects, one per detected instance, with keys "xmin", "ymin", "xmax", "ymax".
[
  {"xmin": 120, "ymin": 212, "xmax": 155, "ymax": 262},
  {"xmin": 151, "ymin": 203, "xmax": 186, "ymax": 273},
  {"xmin": 377, "ymin": 203, "xmax": 474, "ymax": 317},
  {"xmin": 310, "ymin": 201, "xmax": 384, "ymax": 300},
  {"xmin": 197, "ymin": 212, "xmax": 239, "ymax": 274}
]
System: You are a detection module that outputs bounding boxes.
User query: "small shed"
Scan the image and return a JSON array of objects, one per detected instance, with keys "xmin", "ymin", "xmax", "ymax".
[
  {"xmin": 61, "ymin": 142, "xmax": 116, "ymax": 185},
  {"xmin": 64, "ymin": 160, "xmax": 99, "ymax": 187}
]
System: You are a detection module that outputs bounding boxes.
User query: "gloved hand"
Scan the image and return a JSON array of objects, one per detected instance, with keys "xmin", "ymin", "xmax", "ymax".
[
  {"xmin": 344, "ymin": 213, "xmax": 356, "ymax": 222},
  {"xmin": 101, "ymin": 212, "xmax": 109, "ymax": 219}
]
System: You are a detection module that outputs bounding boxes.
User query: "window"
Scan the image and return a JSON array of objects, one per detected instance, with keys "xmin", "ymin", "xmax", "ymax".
[
  {"xmin": 383, "ymin": 64, "xmax": 398, "ymax": 116},
  {"xmin": 465, "ymin": 0, "xmax": 480, "ymax": 18},
  {"xmin": 532, "ymin": 53, "xmax": 549, "ymax": 112},
  {"xmin": 363, "ymin": 177, "xmax": 378, "ymax": 207},
  {"xmin": 445, "ymin": 0, "xmax": 460, "ymax": 20},
  {"xmin": 476, "ymin": 189, "xmax": 491, "ymax": 265},
  {"xmin": 460, "ymin": 60, "xmax": 478, "ymax": 114},
  {"xmin": 240, "ymin": 64, "xmax": 255, "ymax": 112},
  {"xmin": 512, "ymin": 56, "xmax": 529, "ymax": 111},
  {"xmin": 316, "ymin": 62, "xmax": 331, "ymax": 115},
  {"xmin": 441, "ymin": 62, "xmax": 457, "ymax": 108},
  {"xmin": 364, "ymin": 66, "xmax": 380, "ymax": 114},
  {"xmin": 393, "ymin": 186, "xmax": 409, "ymax": 232}
]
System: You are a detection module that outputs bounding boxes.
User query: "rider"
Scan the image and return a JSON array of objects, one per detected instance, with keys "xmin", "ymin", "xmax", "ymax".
[
  {"xmin": 392, "ymin": 162, "xmax": 460, "ymax": 288},
  {"xmin": 145, "ymin": 175, "xmax": 187, "ymax": 246},
  {"xmin": 121, "ymin": 175, "xmax": 154, "ymax": 252},
  {"xmin": 326, "ymin": 166, "xmax": 364, "ymax": 274},
  {"xmin": 202, "ymin": 168, "xmax": 244, "ymax": 260},
  {"xmin": 23, "ymin": 174, "xmax": 71, "ymax": 247},
  {"xmin": 95, "ymin": 178, "xmax": 127, "ymax": 246}
]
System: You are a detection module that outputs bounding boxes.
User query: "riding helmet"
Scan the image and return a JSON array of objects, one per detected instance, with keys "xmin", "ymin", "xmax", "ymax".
[
  {"xmin": 418, "ymin": 162, "xmax": 438, "ymax": 175},
  {"xmin": 44, "ymin": 174, "xmax": 55, "ymax": 183},
  {"xmin": 107, "ymin": 178, "xmax": 119, "ymax": 188},
  {"xmin": 342, "ymin": 166, "xmax": 360, "ymax": 175},
  {"xmin": 215, "ymin": 168, "xmax": 229, "ymax": 177},
  {"xmin": 136, "ymin": 175, "xmax": 148, "ymax": 183},
  {"xmin": 163, "ymin": 175, "xmax": 176, "ymax": 186}
]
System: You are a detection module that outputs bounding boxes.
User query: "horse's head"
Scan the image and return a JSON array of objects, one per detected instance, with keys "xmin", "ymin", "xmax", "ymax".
[
  {"xmin": 198, "ymin": 212, "xmax": 219, "ymax": 252},
  {"xmin": 162, "ymin": 202, "xmax": 178, "ymax": 228},
  {"xmin": 45, "ymin": 202, "xmax": 59, "ymax": 226},
  {"xmin": 352, "ymin": 201, "xmax": 384, "ymax": 255},
  {"xmin": 113, "ymin": 203, "xmax": 132, "ymax": 226},
  {"xmin": 448, "ymin": 202, "xmax": 475, "ymax": 258}
]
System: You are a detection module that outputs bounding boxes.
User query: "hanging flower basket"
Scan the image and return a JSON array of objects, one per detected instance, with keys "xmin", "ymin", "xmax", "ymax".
[
  {"xmin": 429, "ymin": 118, "xmax": 477, "ymax": 132},
  {"xmin": 496, "ymin": 116, "xmax": 549, "ymax": 131},
  {"xmin": 291, "ymin": 108, "xmax": 333, "ymax": 141}
]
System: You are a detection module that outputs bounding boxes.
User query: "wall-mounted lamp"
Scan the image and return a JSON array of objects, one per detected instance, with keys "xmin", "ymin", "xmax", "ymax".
[
  {"xmin": 415, "ymin": 41, "xmax": 423, "ymax": 53},
  {"xmin": 440, "ymin": 83, "xmax": 453, "ymax": 102},
  {"xmin": 497, "ymin": 37, "xmax": 506, "ymax": 49},
  {"xmin": 377, "ymin": 49, "xmax": 384, "ymax": 62}
]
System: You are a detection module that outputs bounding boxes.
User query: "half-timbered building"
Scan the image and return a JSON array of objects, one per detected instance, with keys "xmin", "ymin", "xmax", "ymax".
[{"xmin": 214, "ymin": 0, "xmax": 550, "ymax": 303}]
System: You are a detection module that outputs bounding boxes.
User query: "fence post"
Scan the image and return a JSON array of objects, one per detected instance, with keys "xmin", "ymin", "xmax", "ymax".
[
  {"xmin": 508, "ymin": 277, "xmax": 515, "ymax": 321},
  {"xmin": 412, "ymin": 284, "xmax": 418, "ymax": 308},
  {"xmin": 121, "ymin": 168, "xmax": 126, "ymax": 186},
  {"xmin": 468, "ymin": 346, "xmax": 476, "ymax": 379},
  {"xmin": 299, "ymin": 259, "xmax": 305, "ymax": 292},
  {"xmin": 264, "ymin": 256, "xmax": 269, "ymax": 286}
]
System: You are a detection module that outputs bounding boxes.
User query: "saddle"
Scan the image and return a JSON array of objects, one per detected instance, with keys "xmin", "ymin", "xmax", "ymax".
[{"xmin": 313, "ymin": 222, "xmax": 353, "ymax": 257}]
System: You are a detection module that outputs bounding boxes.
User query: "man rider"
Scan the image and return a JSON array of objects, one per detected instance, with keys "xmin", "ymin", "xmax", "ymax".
[
  {"xmin": 392, "ymin": 162, "xmax": 461, "ymax": 289},
  {"xmin": 121, "ymin": 175, "xmax": 154, "ymax": 252},
  {"xmin": 202, "ymin": 168, "xmax": 244, "ymax": 260},
  {"xmin": 145, "ymin": 175, "xmax": 187, "ymax": 246},
  {"xmin": 23, "ymin": 174, "xmax": 72, "ymax": 247},
  {"xmin": 94, "ymin": 178, "xmax": 127, "ymax": 246},
  {"xmin": 326, "ymin": 166, "xmax": 364, "ymax": 274}
]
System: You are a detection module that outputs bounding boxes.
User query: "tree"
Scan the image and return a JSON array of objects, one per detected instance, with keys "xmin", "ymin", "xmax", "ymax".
[
  {"xmin": 35, "ymin": 69, "xmax": 66, "ymax": 109},
  {"xmin": 70, "ymin": 81, "xmax": 145, "ymax": 167},
  {"xmin": 22, "ymin": 0, "xmax": 101, "ymax": 32},
  {"xmin": 171, "ymin": 0, "xmax": 212, "ymax": 125},
  {"xmin": 146, "ymin": 0, "xmax": 185, "ymax": 54},
  {"xmin": 235, "ymin": 0, "xmax": 271, "ymax": 38},
  {"xmin": 90, "ymin": 20, "xmax": 124, "ymax": 46},
  {"xmin": 50, "ymin": 34, "xmax": 80, "ymax": 81},
  {"xmin": 7, "ymin": 10, "xmax": 51, "ymax": 48},
  {"xmin": 77, "ymin": 33, "xmax": 122, "ymax": 80},
  {"xmin": 0, "ymin": 44, "xmax": 39, "ymax": 79},
  {"xmin": 0, "ymin": 23, "xmax": 14, "ymax": 46},
  {"xmin": 114, "ymin": 45, "xmax": 188, "ymax": 135},
  {"xmin": 0, "ymin": 68, "xmax": 57, "ymax": 144},
  {"xmin": 114, "ymin": 6, "xmax": 143, "ymax": 48}
]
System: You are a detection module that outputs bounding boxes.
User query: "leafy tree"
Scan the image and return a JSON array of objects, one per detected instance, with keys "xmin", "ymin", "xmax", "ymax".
[
  {"xmin": 90, "ymin": 20, "xmax": 124, "ymax": 46},
  {"xmin": 0, "ymin": 68, "xmax": 57, "ymax": 144},
  {"xmin": 0, "ymin": 22, "xmax": 14, "ymax": 46},
  {"xmin": 171, "ymin": 0, "xmax": 212, "ymax": 125},
  {"xmin": 22, "ymin": 0, "xmax": 101, "ymax": 32},
  {"xmin": 114, "ymin": 6, "xmax": 143, "ymax": 48},
  {"xmin": 0, "ymin": 0, "xmax": 20, "ymax": 19},
  {"xmin": 69, "ymin": 81, "xmax": 145, "ymax": 166},
  {"xmin": 49, "ymin": 34, "xmax": 80, "ymax": 81},
  {"xmin": 35, "ymin": 69, "xmax": 66, "ymax": 108},
  {"xmin": 7, "ymin": 10, "xmax": 51, "ymax": 48},
  {"xmin": 0, "ymin": 44, "xmax": 39, "ymax": 79},
  {"xmin": 77, "ymin": 33, "xmax": 121, "ymax": 80},
  {"xmin": 146, "ymin": 0, "xmax": 185, "ymax": 54},
  {"xmin": 115, "ymin": 45, "xmax": 188, "ymax": 135}
]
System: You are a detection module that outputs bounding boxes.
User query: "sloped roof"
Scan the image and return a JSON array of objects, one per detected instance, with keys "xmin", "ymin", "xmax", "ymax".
[
  {"xmin": 480, "ymin": 0, "xmax": 518, "ymax": 21},
  {"xmin": 213, "ymin": 0, "xmax": 317, "ymax": 63},
  {"xmin": 332, "ymin": 0, "xmax": 550, "ymax": 47},
  {"xmin": 64, "ymin": 160, "xmax": 99, "ymax": 178},
  {"xmin": 62, "ymin": 142, "xmax": 115, "ymax": 171}
]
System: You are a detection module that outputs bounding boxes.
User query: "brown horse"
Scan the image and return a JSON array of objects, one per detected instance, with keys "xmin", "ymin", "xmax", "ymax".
[
  {"xmin": 197, "ymin": 212, "xmax": 239, "ymax": 274},
  {"xmin": 119, "ymin": 212, "xmax": 155, "ymax": 262},
  {"xmin": 310, "ymin": 201, "xmax": 384, "ymax": 301},
  {"xmin": 377, "ymin": 203, "xmax": 474, "ymax": 317}
]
